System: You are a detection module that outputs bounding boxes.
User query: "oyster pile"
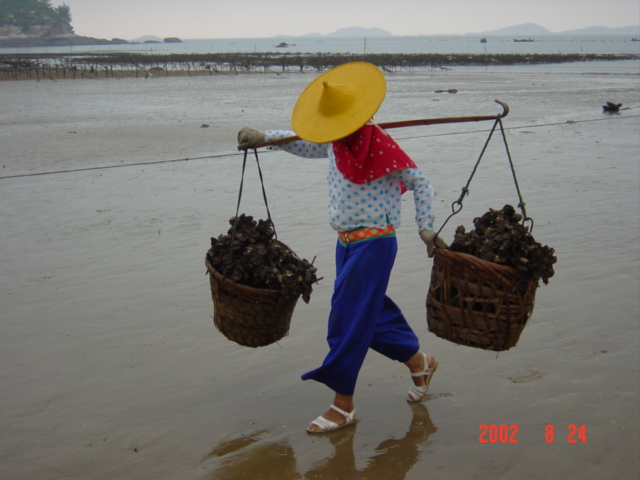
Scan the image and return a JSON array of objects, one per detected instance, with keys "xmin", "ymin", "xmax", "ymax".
[
  {"xmin": 449, "ymin": 205, "xmax": 557, "ymax": 284},
  {"xmin": 206, "ymin": 214, "xmax": 318, "ymax": 302}
]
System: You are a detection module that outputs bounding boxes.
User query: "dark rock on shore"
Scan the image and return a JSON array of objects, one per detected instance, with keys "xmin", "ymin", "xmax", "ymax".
[
  {"xmin": 0, "ymin": 34, "xmax": 184, "ymax": 48},
  {"xmin": 0, "ymin": 34, "xmax": 123, "ymax": 48}
]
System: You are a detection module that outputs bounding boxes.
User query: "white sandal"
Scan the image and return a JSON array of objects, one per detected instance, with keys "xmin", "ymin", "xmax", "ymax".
[
  {"xmin": 407, "ymin": 354, "xmax": 438, "ymax": 403},
  {"xmin": 306, "ymin": 404, "xmax": 356, "ymax": 434}
]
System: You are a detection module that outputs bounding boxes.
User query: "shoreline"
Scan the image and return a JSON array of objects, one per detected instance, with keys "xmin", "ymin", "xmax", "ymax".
[
  {"xmin": 2, "ymin": 51, "xmax": 638, "ymax": 81},
  {"xmin": 0, "ymin": 35, "xmax": 125, "ymax": 49}
]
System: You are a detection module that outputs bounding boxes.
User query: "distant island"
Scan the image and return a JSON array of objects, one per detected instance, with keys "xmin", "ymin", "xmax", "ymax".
[
  {"xmin": 468, "ymin": 23, "xmax": 640, "ymax": 36},
  {"xmin": 277, "ymin": 26, "xmax": 394, "ymax": 38},
  {"xmin": 0, "ymin": 0, "xmax": 182, "ymax": 47},
  {"xmin": 276, "ymin": 24, "xmax": 640, "ymax": 39},
  {"xmin": 0, "ymin": 0, "xmax": 71, "ymax": 37}
]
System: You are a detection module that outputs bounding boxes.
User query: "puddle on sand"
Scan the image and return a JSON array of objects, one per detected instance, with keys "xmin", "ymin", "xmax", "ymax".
[{"xmin": 203, "ymin": 403, "xmax": 437, "ymax": 480}]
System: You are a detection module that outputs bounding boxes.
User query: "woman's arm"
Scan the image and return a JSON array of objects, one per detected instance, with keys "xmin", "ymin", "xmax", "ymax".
[
  {"xmin": 265, "ymin": 130, "xmax": 329, "ymax": 159},
  {"xmin": 392, "ymin": 168, "xmax": 435, "ymax": 232}
]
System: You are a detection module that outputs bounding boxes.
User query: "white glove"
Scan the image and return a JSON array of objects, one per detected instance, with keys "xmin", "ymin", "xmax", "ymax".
[
  {"xmin": 419, "ymin": 230, "xmax": 448, "ymax": 258},
  {"xmin": 237, "ymin": 127, "xmax": 265, "ymax": 150}
]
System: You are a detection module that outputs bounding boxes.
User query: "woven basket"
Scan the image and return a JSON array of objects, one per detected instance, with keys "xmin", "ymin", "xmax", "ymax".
[
  {"xmin": 205, "ymin": 259, "xmax": 299, "ymax": 348},
  {"xmin": 426, "ymin": 248, "xmax": 538, "ymax": 351}
]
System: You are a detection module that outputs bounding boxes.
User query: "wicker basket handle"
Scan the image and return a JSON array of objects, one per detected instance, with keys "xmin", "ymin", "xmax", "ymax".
[
  {"xmin": 435, "ymin": 115, "xmax": 533, "ymax": 242},
  {"xmin": 229, "ymin": 149, "xmax": 277, "ymax": 252}
]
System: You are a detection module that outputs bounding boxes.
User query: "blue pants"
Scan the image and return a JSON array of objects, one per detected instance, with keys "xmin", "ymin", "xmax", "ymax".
[{"xmin": 301, "ymin": 236, "xmax": 420, "ymax": 396}]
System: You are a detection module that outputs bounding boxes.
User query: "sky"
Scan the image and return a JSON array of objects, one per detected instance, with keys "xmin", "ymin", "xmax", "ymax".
[{"xmin": 50, "ymin": 0, "xmax": 640, "ymax": 40}]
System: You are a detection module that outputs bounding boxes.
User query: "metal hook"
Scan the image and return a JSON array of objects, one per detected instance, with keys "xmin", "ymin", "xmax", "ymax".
[{"xmin": 495, "ymin": 99, "xmax": 510, "ymax": 118}]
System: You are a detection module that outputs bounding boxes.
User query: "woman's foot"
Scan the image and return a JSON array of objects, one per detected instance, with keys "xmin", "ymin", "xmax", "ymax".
[
  {"xmin": 406, "ymin": 353, "xmax": 438, "ymax": 402},
  {"xmin": 306, "ymin": 404, "xmax": 356, "ymax": 433},
  {"xmin": 307, "ymin": 394, "xmax": 355, "ymax": 433}
]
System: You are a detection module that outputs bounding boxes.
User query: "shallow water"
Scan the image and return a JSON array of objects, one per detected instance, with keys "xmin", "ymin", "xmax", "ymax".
[
  {"xmin": 2, "ymin": 34, "xmax": 639, "ymax": 56},
  {"xmin": 1, "ymin": 61, "xmax": 639, "ymax": 479}
]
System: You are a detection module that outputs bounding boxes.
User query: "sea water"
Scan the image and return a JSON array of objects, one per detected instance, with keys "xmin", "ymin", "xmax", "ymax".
[{"xmin": 1, "ymin": 34, "xmax": 639, "ymax": 56}]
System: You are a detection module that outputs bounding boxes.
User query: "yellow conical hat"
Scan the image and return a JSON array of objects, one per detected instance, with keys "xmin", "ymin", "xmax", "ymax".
[{"xmin": 291, "ymin": 62, "xmax": 387, "ymax": 143}]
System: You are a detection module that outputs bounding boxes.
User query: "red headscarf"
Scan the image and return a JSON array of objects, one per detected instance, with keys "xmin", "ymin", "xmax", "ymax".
[{"xmin": 332, "ymin": 124, "xmax": 416, "ymax": 188}]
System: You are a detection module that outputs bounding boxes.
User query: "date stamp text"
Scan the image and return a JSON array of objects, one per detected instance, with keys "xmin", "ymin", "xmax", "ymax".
[{"xmin": 479, "ymin": 424, "xmax": 587, "ymax": 443}]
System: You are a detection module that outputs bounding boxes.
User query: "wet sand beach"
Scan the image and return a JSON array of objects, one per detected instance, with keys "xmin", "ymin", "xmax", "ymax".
[{"xmin": 1, "ymin": 61, "xmax": 639, "ymax": 479}]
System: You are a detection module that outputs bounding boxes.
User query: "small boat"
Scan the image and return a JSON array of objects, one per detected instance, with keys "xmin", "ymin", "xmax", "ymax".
[
  {"xmin": 480, "ymin": 37, "xmax": 487, "ymax": 43},
  {"xmin": 514, "ymin": 38, "xmax": 534, "ymax": 42},
  {"xmin": 275, "ymin": 42, "xmax": 289, "ymax": 48}
]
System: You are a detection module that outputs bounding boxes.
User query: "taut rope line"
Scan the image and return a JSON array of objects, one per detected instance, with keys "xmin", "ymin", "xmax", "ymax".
[{"xmin": 0, "ymin": 114, "xmax": 637, "ymax": 181}]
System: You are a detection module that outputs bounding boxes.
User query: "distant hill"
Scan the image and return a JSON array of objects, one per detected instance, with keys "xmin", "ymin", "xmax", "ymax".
[
  {"xmin": 274, "ymin": 26, "xmax": 393, "ymax": 38},
  {"xmin": 560, "ymin": 25, "xmax": 640, "ymax": 35},
  {"xmin": 469, "ymin": 23, "xmax": 640, "ymax": 36},
  {"xmin": 129, "ymin": 35, "xmax": 183, "ymax": 44},
  {"xmin": 282, "ymin": 24, "xmax": 638, "ymax": 39},
  {"xmin": 472, "ymin": 23, "xmax": 552, "ymax": 36},
  {"xmin": 131, "ymin": 35, "xmax": 164, "ymax": 43},
  {"xmin": 325, "ymin": 26, "xmax": 393, "ymax": 37}
]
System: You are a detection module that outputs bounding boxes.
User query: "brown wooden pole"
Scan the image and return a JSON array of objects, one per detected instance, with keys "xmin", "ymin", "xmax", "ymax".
[{"xmin": 241, "ymin": 100, "xmax": 509, "ymax": 150}]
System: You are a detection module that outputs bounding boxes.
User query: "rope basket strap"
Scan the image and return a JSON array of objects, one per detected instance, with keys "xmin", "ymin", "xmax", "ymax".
[{"xmin": 206, "ymin": 148, "xmax": 302, "ymax": 348}]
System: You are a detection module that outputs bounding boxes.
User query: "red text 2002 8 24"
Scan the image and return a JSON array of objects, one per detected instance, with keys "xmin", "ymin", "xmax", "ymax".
[{"xmin": 479, "ymin": 425, "xmax": 587, "ymax": 443}]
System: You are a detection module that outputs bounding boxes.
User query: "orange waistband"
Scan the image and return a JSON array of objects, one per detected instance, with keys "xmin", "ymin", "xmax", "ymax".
[{"xmin": 338, "ymin": 224, "xmax": 396, "ymax": 244}]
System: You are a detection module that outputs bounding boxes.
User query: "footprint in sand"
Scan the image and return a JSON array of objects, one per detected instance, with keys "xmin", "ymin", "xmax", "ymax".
[
  {"xmin": 507, "ymin": 370, "xmax": 547, "ymax": 384},
  {"xmin": 424, "ymin": 392, "xmax": 453, "ymax": 400}
]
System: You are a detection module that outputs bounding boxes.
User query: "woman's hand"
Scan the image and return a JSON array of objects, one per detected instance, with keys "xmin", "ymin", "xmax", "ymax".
[
  {"xmin": 419, "ymin": 230, "xmax": 448, "ymax": 258},
  {"xmin": 237, "ymin": 127, "xmax": 265, "ymax": 150}
]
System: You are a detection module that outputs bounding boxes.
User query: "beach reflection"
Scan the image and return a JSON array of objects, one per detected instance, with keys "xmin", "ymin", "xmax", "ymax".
[{"xmin": 205, "ymin": 403, "xmax": 437, "ymax": 479}]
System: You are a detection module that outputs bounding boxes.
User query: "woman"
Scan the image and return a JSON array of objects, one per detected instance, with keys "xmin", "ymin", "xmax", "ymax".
[{"xmin": 237, "ymin": 62, "xmax": 444, "ymax": 433}]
